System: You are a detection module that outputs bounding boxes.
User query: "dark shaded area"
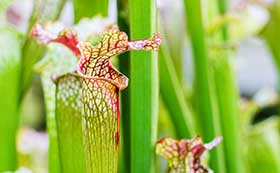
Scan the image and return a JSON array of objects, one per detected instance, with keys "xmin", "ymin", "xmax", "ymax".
[{"xmin": 253, "ymin": 103, "xmax": 280, "ymax": 124}]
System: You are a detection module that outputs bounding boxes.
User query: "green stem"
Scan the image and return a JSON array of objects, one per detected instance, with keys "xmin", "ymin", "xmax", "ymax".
[
  {"xmin": 183, "ymin": 0, "xmax": 225, "ymax": 172},
  {"xmin": 129, "ymin": 0, "xmax": 158, "ymax": 172}
]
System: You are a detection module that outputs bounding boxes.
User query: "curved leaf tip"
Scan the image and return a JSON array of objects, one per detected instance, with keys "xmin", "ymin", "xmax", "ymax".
[
  {"xmin": 30, "ymin": 24, "xmax": 162, "ymax": 90},
  {"xmin": 77, "ymin": 29, "xmax": 161, "ymax": 90}
]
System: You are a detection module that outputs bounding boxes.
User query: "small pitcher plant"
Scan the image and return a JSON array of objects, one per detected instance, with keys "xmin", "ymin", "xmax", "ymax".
[
  {"xmin": 31, "ymin": 20, "xmax": 161, "ymax": 172},
  {"xmin": 156, "ymin": 136, "xmax": 223, "ymax": 173}
]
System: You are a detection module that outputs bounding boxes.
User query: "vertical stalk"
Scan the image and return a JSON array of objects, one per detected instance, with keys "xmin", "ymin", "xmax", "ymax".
[
  {"xmin": 0, "ymin": 27, "xmax": 21, "ymax": 172},
  {"xmin": 129, "ymin": 0, "xmax": 158, "ymax": 172},
  {"xmin": 73, "ymin": 0, "xmax": 109, "ymax": 23},
  {"xmin": 211, "ymin": 0, "xmax": 244, "ymax": 172},
  {"xmin": 183, "ymin": 0, "xmax": 225, "ymax": 172}
]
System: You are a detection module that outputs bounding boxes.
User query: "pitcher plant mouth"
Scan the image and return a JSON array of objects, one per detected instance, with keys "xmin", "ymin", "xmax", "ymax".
[{"xmin": 30, "ymin": 22, "xmax": 161, "ymax": 172}]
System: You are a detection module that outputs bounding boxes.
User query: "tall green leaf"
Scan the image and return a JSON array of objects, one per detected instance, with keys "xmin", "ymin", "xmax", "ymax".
[
  {"xmin": 129, "ymin": 0, "xmax": 159, "ymax": 172},
  {"xmin": 208, "ymin": 0, "xmax": 244, "ymax": 172},
  {"xmin": 210, "ymin": 49, "xmax": 243, "ymax": 173},
  {"xmin": 0, "ymin": 27, "xmax": 22, "ymax": 171},
  {"xmin": 183, "ymin": 0, "xmax": 225, "ymax": 172}
]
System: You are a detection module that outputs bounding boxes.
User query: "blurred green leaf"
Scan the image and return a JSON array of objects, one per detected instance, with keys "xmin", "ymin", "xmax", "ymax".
[
  {"xmin": 0, "ymin": 27, "xmax": 22, "ymax": 171},
  {"xmin": 158, "ymin": 2, "xmax": 185, "ymax": 80},
  {"xmin": 261, "ymin": 1, "xmax": 280, "ymax": 79},
  {"xmin": 20, "ymin": 1, "xmax": 66, "ymax": 170},
  {"xmin": 244, "ymin": 117, "xmax": 280, "ymax": 173},
  {"xmin": 183, "ymin": 0, "xmax": 226, "ymax": 172},
  {"xmin": 73, "ymin": 0, "xmax": 109, "ymax": 23},
  {"xmin": 159, "ymin": 45, "xmax": 196, "ymax": 138},
  {"xmin": 209, "ymin": 49, "xmax": 244, "ymax": 173},
  {"xmin": 204, "ymin": 0, "xmax": 245, "ymax": 172},
  {"xmin": 0, "ymin": 0, "xmax": 11, "ymax": 14},
  {"xmin": 21, "ymin": 0, "xmax": 66, "ymax": 98},
  {"xmin": 1, "ymin": 167, "xmax": 32, "ymax": 173}
]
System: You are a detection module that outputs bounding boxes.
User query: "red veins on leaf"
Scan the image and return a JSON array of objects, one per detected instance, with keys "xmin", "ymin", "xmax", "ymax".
[
  {"xmin": 30, "ymin": 24, "xmax": 162, "ymax": 90},
  {"xmin": 77, "ymin": 30, "xmax": 161, "ymax": 90}
]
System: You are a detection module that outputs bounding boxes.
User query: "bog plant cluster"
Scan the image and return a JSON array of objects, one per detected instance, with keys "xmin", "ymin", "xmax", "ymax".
[{"xmin": 0, "ymin": 0, "xmax": 279, "ymax": 173}]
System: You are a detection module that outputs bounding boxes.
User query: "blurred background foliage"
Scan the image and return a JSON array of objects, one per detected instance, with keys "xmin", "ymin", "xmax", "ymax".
[{"xmin": 0, "ymin": 0, "xmax": 280, "ymax": 172}]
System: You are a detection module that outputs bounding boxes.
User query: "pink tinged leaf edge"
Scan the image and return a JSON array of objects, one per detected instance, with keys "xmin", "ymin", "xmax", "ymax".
[
  {"xmin": 204, "ymin": 136, "xmax": 223, "ymax": 150},
  {"xmin": 30, "ymin": 24, "xmax": 81, "ymax": 56}
]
